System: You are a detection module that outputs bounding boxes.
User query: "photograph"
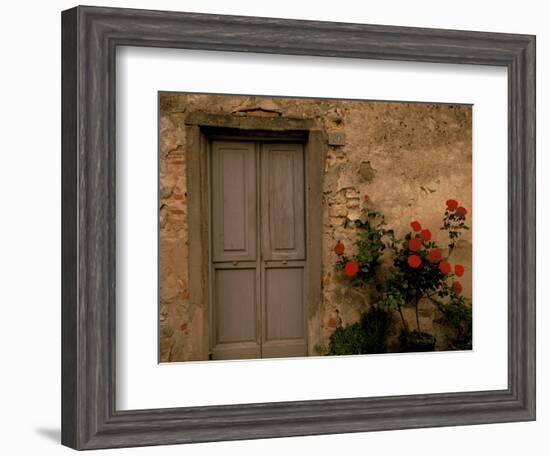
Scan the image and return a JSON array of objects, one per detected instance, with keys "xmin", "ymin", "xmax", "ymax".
[{"xmin": 158, "ymin": 92, "xmax": 473, "ymax": 362}]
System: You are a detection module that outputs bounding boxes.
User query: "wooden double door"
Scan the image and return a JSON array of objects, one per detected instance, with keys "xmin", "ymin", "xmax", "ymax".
[{"xmin": 210, "ymin": 139, "xmax": 307, "ymax": 360}]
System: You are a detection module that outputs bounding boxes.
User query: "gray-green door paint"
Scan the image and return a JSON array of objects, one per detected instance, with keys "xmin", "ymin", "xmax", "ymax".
[{"xmin": 210, "ymin": 140, "xmax": 307, "ymax": 360}]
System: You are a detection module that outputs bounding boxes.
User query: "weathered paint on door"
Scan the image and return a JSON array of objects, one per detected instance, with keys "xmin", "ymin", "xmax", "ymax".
[{"xmin": 210, "ymin": 140, "xmax": 307, "ymax": 360}]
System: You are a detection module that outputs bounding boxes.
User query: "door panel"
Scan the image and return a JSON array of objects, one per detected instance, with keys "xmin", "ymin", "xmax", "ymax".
[
  {"xmin": 211, "ymin": 141, "xmax": 257, "ymax": 263},
  {"xmin": 260, "ymin": 144, "xmax": 305, "ymax": 261},
  {"xmin": 211, "ymin": 268, "xmax": 260, "ymax": 360},
  {"xmin": 264, "ymin": 267, "xmax": 305, "ymax": 341},
  {"xmin": 214, "ymin": 268, "xmax": 257, "ymax": 344},
  {"xmin": 260, "ymin": 143, "xmax": 307, "ymax": 358},
  {"xmin": 210, "ymin": 140, "xmax": 260, "ymax": 360}
]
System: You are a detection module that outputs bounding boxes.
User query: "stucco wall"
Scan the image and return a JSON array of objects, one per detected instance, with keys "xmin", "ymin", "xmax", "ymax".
[{"xmin": 159, "ymin": 93, "xmax": 472, "ymax": 362}]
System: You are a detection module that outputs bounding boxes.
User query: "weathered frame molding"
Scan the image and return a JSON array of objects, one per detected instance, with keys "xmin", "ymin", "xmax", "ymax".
[
  {"xmin": 184, "ymin": 111, "xmax": 325, "ymax": 360},
  {"xmin": 61, "ymin": 6, "xmax": 536, "ymax": 450}
]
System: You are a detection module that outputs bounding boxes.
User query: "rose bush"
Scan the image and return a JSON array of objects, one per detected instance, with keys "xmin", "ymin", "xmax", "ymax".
[{"xmin": 331, "ymin": 195, "xmax": 471, "ymax": 353}]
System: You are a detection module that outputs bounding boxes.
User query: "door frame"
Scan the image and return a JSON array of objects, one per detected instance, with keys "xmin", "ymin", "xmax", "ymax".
[{"xmin": 185, "ymin": 112, "xmax": 326, "ymax": 360}]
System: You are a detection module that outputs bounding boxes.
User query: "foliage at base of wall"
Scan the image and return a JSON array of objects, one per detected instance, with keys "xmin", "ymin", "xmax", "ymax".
[
  {"xmin": 327, "ymin": 306, "xmax": 392, "ymax": 355},
  {"xmin": 433, "ymin": 295, "xmax": 473, "ymax": 350}
]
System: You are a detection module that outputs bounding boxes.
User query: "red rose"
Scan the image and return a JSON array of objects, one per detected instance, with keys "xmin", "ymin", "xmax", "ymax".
[
  {"xmin": 364, "ymin": 194, "xmax": 369, "ymax": 201},
  {"xmin": 420, "ymin": 229, "xmax": 432, "ymax": 241},
  {"xmin": 410, "ymin": 220, "xmax": 422, "ymax": 232},
  {"xmin": 408, "ymin": 238, "xmax": 422, "ymax": 252},
  {"xmin": 452, "ymin": 281, "xmax": 463, "ymax": 295},
  {"xmin": 446, "ymin": 199, "xmax": 459, "ymax": 211},
  {"xmin": 334, "ymin": 241, "xmax": 345, "ymax": 255},
  {"xmin": 407, "ymin": 255, "xmax": 422, "ymax": 269},
  {"xmin": 344, "ymin": 260, "xmax": 360, "ymax": 277},
  {"xmin": 427, "ymin": 248, "xmax": 442, "ymax": 263},
  {"xmin": 455, "ymin": 264, "xmax": 465, "ymax": 277},
  {"xmin": 438, "ymin": 261, "xmax": 451, "ymax": 274},
  {"xmin": 456, "ymin": 206, "xmax": 467, "ymax": 218}
]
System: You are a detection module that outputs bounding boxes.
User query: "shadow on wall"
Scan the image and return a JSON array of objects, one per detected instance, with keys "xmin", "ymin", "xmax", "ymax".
[{"xmin": 34, "ymin": 427, "xmax": 60, "ymax": 443}]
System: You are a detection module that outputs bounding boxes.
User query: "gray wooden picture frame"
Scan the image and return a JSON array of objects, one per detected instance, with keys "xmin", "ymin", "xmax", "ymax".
[{"xmin": 61, "ymin": 5, "xmax": 536, "ymax": 450}]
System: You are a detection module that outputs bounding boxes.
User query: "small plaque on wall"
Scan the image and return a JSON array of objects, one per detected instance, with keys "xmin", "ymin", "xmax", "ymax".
[{"xmin": 328, "ymin": 131, "xmax": 346, "ymax": 146}]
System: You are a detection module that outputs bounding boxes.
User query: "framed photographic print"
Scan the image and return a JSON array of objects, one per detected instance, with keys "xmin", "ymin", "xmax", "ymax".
[{"xmin": 61, "ymin": 5, "xmax": 536, "ymax": 450}]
